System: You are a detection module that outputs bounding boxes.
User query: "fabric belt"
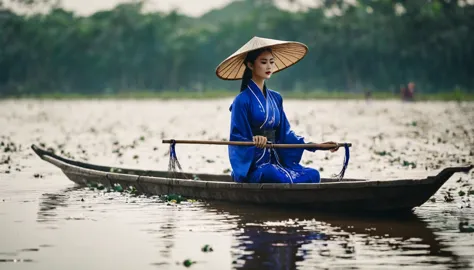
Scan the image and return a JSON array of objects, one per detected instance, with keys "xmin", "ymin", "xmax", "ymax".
[{"xmin": 252, "ymin": 129, "xmax": 276, "ymax": 142}]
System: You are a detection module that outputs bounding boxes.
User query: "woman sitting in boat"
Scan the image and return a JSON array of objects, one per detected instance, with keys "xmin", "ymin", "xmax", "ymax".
[{"xmin": 215, "ymin": 36, "xmax": 340, "ymax": 184}]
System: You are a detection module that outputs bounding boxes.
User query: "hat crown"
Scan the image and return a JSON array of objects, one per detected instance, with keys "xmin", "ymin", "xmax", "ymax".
[
  {"xmin": 231, "ymin": 36, "xmax": 287, "ymax": 57},
  {"xmin": 216, "ymin": 36, "xmax": 308, "ymax": 80}
]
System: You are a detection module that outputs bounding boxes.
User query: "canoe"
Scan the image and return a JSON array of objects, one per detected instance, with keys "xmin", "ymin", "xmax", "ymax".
[{"xmin": 31, "ymin": 144, "xmax": 473, "ymax": 213}]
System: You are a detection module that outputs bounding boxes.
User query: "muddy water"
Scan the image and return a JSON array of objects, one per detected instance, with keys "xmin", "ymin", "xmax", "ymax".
[{"xmin": 0, "ymin": 99, "xmax": 473, "ymax": 269}]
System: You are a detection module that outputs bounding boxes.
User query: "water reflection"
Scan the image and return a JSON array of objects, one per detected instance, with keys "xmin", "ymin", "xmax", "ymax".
[
  {"xmin": 234, "ymin": 223, "xmax": 323, "ymax": 269},
  {"xmin": 36, "ymin": 188, "xmax": 472, "ymax": 269},
  {"xmin": 206, "ymin": 202, "xmax": 469, "ymax": 269},
  {"xmin": 37, "ymin": 187, "xmax": 82, "ymax": 223}
]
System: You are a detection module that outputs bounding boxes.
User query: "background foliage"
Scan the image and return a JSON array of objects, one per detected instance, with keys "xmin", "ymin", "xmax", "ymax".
[{"xmin": 1, "ymin": 0, "xmax": 473, "ymax": 97}]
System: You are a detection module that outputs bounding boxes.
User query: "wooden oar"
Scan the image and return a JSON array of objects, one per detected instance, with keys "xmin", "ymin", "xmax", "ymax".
[{"xmin": 162, "ymin": 139, "xmax": 351, "ymax": 150}]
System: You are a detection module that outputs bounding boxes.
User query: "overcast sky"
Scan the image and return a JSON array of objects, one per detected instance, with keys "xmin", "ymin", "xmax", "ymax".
[{"xmin": 58, "ymin": 0, "xmax": 320, "ymax": 17}]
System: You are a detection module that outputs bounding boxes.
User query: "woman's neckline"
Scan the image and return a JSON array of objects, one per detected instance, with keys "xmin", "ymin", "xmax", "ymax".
[{"xmin": 250, "ymin": 79, "xmax": 267, "ymax": 98}]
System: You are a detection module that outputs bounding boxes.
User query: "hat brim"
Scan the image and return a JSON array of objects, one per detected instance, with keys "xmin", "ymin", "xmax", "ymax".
[{"xmin": 215, "ymin": 41, "xmax": 308, "ymax": 81}]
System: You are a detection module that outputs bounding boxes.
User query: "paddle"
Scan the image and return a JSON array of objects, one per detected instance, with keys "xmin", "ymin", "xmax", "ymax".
[
  {"xmin": 162, "ymin": 139, "xmax": 351, "ymax": 150},
  {"xmin": 162, "ymin": 139, "xmax": 352, "ymax": 181}
]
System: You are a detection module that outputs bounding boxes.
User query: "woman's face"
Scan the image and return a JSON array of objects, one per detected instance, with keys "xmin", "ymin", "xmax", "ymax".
[{"xmin": 250, "ymin": 50, "xmax": 275, "ymax": 80}]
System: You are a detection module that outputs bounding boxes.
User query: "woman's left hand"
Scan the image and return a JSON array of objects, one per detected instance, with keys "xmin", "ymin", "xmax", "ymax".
[{"xmin": 323, "ymin": 141, "xmax": 340, "ymax": 152}]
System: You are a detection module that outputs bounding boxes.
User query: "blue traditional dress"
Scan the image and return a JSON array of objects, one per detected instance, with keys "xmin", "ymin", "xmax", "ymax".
[{"xmin": 228, "ymin": 80, "xmax": 320, "ymax": 184}]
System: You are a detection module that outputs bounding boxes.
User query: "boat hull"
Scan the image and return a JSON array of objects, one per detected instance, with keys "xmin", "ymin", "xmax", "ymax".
[{"xmin": 32, "ymin": 145, "xmax": 473, "ymax": 213}]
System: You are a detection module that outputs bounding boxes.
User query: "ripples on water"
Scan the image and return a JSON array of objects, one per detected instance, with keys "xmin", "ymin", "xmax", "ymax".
[
  {"xmin": 0, "ymin": 100, "xmax": 473, "ymax": 269},
  {"xmin": 25, "ymin": 187, "xmax": 474, "ymax": 269}
]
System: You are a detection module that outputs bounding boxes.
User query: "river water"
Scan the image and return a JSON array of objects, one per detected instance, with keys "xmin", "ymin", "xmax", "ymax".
[{"xmin": 0, "ymin": 99, "xmax": 473, "ymax": 269}]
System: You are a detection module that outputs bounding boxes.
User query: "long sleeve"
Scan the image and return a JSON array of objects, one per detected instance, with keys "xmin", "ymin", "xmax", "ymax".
[
  {"xmin": 228, "ymin": 94, "xmax": 256, "ymax": 182},
  {"xmin": 275, "ymin": 93, "xmax": 315, "ymax": 167}
]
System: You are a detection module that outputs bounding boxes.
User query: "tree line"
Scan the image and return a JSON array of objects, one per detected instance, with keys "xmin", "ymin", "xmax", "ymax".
[{"xmin": 1, "ymin": 0, "xmax": 473, "ymax": 97}]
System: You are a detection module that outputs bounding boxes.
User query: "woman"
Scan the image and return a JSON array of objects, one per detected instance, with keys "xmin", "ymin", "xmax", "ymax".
[{"xmin": 215, "ymin": 37, "xmax": 340, "ymax": 183}]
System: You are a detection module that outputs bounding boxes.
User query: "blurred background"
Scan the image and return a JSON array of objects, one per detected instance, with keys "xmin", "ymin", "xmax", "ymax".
[
  {"xmin": 1, "ymin": 2, "xmax": 474, "ymax": 269},
  {"xmin": 1, "ymin": 0, "xmax": 473, "ymax": 100}
]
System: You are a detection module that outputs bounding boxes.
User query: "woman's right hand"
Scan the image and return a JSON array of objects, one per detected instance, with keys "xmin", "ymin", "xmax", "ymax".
[
  {"xmin": 323, "ymin": 141, "xmax": 340, "ymax": 152},
  {"xmin": 253, "ymin": 136, "xmax": 267, "ymax": 148}
]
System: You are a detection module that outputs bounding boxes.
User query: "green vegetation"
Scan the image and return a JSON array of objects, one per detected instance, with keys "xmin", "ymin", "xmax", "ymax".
[
  {"xmin": 1, "ymin": 0, "xmax": 473, "ymax": 97},
  {"xmin": 6, "ymin": 89, "xmax": 474, "ymax": 101}
]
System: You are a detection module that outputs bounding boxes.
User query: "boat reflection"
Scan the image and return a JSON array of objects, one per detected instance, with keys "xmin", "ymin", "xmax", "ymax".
[
  {"xmin": 205, "ymin": 202, "xmax": 469, "ymax": 270},
  {"xmin": 36, "ymin": 189, "xmax": 471, "ymax": 270}
]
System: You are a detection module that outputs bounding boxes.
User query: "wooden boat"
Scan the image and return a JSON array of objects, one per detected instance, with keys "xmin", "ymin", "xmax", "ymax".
[{"xmin": 31, "ymin": 144, "xmax": 473, "ymax": 213}]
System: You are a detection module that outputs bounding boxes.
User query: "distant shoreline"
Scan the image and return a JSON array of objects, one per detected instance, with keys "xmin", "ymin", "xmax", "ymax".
[{"xmin": 2, "ymin": 90, "xmax": 473, "ymax": 101}]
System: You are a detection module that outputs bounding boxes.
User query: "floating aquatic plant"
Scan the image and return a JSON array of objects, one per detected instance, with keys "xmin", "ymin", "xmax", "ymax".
[
  {"xmin": 109, "ymin": 168, "xmax": 123, "ymax": 173},
  {"xmin": 125, "ymin": 186, "xmax": 137, "ymax": 195},
  {"xmin": 162, "ymin": 194, "xmax": 185, "ymax": 203},
  {"xmin": 459, "ymin": 222, "xmax": 474, "ymax": 233},
  {"xmin": 86, "ymin": 181, "xmax": 195, "ymax": 204},
  {"xmin": 374, "ymin": 150, "xmax": 391, "ymax": 156},
  {"xmin": 87, "ymin": 182, "xmax": 98, "ymax": 190},
  {"xmin": 113, "ymin": 183, "xmax": 123, "ymax": 192},
  {"xmin": 0, "ymin": 155, "xmax": 11, "ymax": 165},
  {"xmin": 402, "ymin": 160, "xmax": 417, "ymax": 169},
  {"xmin": 444, "ymin": 192, "xmax": 454, "ymax": 202},
  {"xmin": 201, "ymin": 244, "xmax": 213, "ymax": 252},
  {"xmin": 183, "ymin": 259, "xmax": 196, "ymax": 267},
  {"xmin": 88, "ymin": 183, "xmax": 97, "ymax": 189}
]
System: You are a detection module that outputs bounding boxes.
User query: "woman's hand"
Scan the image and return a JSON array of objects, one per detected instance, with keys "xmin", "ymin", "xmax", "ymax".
[
  {"xmin": 323, "ymin": 141, "xmax": 340, "ymax": 153},
  {"xmin": 253, "ymin": 136, "xmax": 267, "ymax": 148}
]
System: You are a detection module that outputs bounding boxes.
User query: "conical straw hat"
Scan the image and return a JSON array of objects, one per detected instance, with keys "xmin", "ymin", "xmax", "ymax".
[{"xmin": 215, "ymin": 36, "xmax": 308, "ymax": 80}]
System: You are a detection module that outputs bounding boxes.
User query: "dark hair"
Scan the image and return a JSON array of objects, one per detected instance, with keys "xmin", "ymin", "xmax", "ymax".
[{"xmin": 240, "ymin": 47, "xmax": 273, "ymax": 92}]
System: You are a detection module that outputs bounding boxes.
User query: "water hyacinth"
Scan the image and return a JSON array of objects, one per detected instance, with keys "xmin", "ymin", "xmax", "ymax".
[
  {"xmin": 402, "ymin": 160, "xmax": 417, "ymax": 169},
  {"xmin": 459, "ymin": 222, "xmax": 474, "ymax": 233},
  {"xmin": 374, "ymin": 150, "xmax": 390, "ymax": 156},
  {"xmin": 201, "ymin": 244, "xmax": 213, "ymax": 252},
  {"xmin": 183, "ymin": 259, "xmax": 196, "ymax": 267},
  {"xmin": 113, "ymin": 183, "xmax": 123, "ymax": 192},
  {"xmin": 84, "ymin": 181, "xmax": 195, "ymax": 205},
  {"xmin": 87, "ymin": 182, "xmax": 98, "ymax": 190},
  {"xmin": 125, "ymin": 186, "xmax": 137, "ymax": 195},
  {"xmin": 444, "ymin": 192, "xmax": 454, "ymax": 203},
  {"xmin": 109, "ymin": 167, "xmax": 123, "ymax": 173},
  {"xmin": 162, "ymin": 194, "xmax": 186, "ymax": 203},
  {"xmin": 467, "ymin": 187, "xmax": 474, "ymax": 196},
  {"xmin": 88, "ymin": 182, "xmax": 110, "ymax": 192}
]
